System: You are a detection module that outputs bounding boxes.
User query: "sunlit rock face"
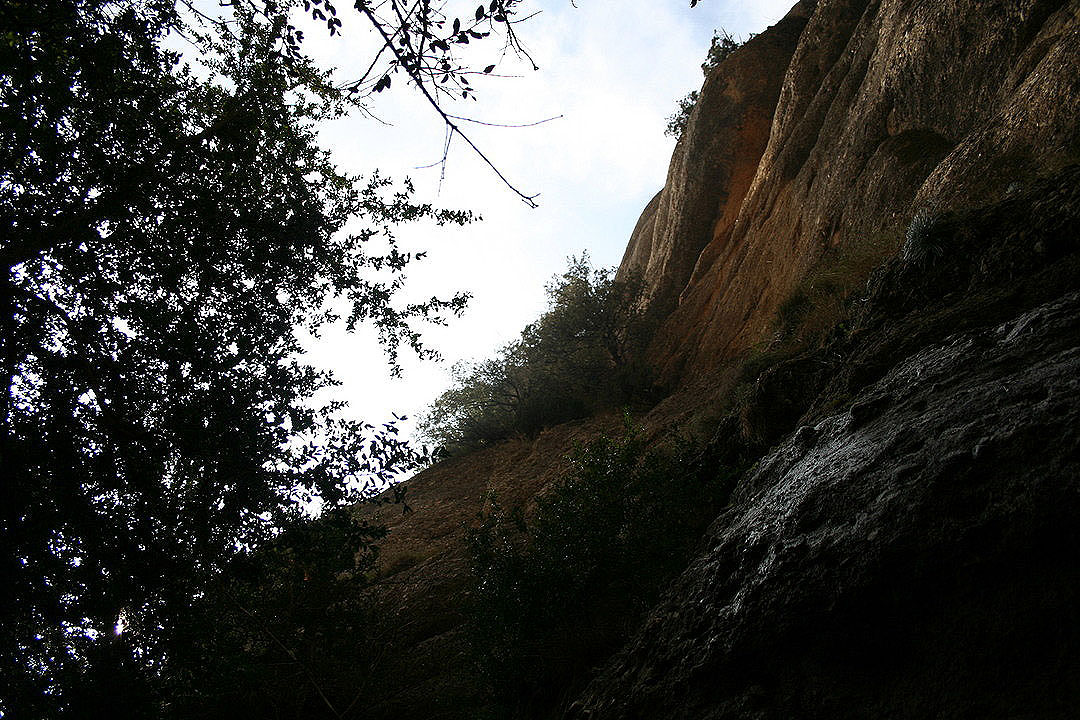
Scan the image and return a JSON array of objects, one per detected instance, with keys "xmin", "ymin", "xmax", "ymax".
[
  {"xmin": 618, "ymin": 1, "xmax": 814, "ymax": 326},
  {"xmin": 629, "ymin": 0, "xmax": 1080, "ymax": 385}
]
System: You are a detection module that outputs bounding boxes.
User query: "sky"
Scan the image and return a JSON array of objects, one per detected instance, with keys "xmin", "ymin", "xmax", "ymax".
[{"xmin": 297, "ymin": 0, "xmax": 797, "ymax": 441}]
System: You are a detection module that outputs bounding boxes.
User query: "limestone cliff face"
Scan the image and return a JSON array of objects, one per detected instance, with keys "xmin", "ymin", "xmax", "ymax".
[
  {"xmin": 571, "ymin": 164, "xmax": 1080, "ymax": 719},
  {"xmin": 577, "ymin": 1, "xmax": 1080, "ymax": 709},
  {"xmin": 616, "ymin": 1, "xmax": 814, "ymax": 316},
  {"xmin": 357, "ymin": 2, "xmax": 1080, "ymax": 717},
  {"xmin": 628, "ymin": 0, "xmax": 1080, "ymax": 383}
]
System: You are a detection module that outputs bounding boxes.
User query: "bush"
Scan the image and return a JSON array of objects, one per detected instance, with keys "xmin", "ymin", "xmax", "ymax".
[
  {"xmin": 665, "ymin": 90, "xmax": 701, "ymax": 139},
  {"xmin": 465, "ymin": 424, "xmax": 737, "ymax": 716},
  {"xmin": 164, "ymin": 510, "xmax": 386, "ymax": 719},
  {"xmin": 902, "ymin": 210, "xmax": 946, "ymax": 268},
  {"xmin": 702, "ymin": 28, "xmax": 741, "ymax": 76},
  {"xmin": 419, "ymin": 256, "xmax": 659, "ymax": 454},
  {"xmin": 665, "ymin": 29, "xmax": 744, "ymax": 140}
]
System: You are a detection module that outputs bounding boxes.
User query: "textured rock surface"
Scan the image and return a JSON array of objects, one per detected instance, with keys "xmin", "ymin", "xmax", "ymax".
[
  {"xmin": 571, "ymin": 291, "xmax": 1080, "ymax": 720},
  {"xmin": 633, "ymin": 0, "xmax": 1080, "ymax": 383},
  {"xmin": 571, "ymin": 164, "xmax": 1080, "ymax": 718},
  {"xmin": 354, "ymin": 2, "xmax": 1080, "ymax": 716},
  {"xmin": 617, "ymin": 2, "xmax": 813, "ymax": 316}
]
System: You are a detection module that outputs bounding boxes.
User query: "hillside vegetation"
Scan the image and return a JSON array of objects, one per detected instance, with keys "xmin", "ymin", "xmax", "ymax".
[{"xmin": 419, "ymin": 256, "xmax": 660, "ymax": 455}]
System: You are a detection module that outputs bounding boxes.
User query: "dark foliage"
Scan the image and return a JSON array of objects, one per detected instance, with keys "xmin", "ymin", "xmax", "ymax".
[
  {"xmin": 164, "ymin": 509, "xmax": 387, "ymax": 719},
  {"xmin": 418, "ymin": 256, "xmax": 660, "ymax": 454},
  {"xmin": 465, "ymin": 424, "xmax": 738, "ymax": 717},
  {"xmin": 0, "ymin": 0, "xmax": 544, "ymax": 715},
  {"xmin": 701, "ymin": 28, "xmax": 740, "ymax": 76},
  {"xmin": 902, "ymin": 210, "xmax": 946, "ymax": 268},
  {"xmin": 664, "ymin": 90, "xmax": 700, "ymax": 140},
  {"xmin": 665, "ymin": 28, "xmax": 743, "ymax": 139}
]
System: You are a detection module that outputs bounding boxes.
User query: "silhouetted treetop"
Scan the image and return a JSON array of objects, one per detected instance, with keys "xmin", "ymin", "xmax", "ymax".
[{"xmin": 0, "ymin": 0, "xmax": 547, "ymax": 715}]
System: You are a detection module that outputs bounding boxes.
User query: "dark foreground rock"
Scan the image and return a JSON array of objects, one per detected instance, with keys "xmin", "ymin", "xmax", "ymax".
[{"xmin": 571, "ymin": 293, "xmax": 1080, "ymax": 719}]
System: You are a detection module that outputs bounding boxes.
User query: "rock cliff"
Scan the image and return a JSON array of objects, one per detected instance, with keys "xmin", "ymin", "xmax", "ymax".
[
  {"xmin": 616, "ymin": 1, "xmax": 814, "ymax": 317},
  {"xmin": 626, "ymin": 0, "xmax": 1080, "ymax": 384},
  {"xmin": 573, "ymin": 165, "xmax": 1080, "ymax": 718},
  {"xmin": 360, "ymin": 1, "xmax": 1080, "ymax": 717}
]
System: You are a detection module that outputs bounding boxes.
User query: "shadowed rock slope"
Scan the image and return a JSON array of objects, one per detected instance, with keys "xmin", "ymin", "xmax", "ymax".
[
  {"xmin": 577, "ymin": 294, "xmax": 1080, "ymax": 718},
  {"xmin": 571, "ymin": 165, "xmax": 1080, "ymax": 719}
]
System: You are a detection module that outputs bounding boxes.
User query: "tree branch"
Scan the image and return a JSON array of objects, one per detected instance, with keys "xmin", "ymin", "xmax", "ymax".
[{"xmin": 356, "ymin": 3, "xmax": 541, "ymax": 208}]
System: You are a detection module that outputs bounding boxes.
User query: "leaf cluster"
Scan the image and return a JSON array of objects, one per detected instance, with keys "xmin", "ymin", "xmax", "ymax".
[
  {"xmin": 701, "ymin": 27, "xmax": 740, "ymax": 76},
  {"xmin": 418, "ymin": 255, "xmax": 660, "ymax": 455},
  {"xmin": 163, "ymin": 509, "xmax": 387, "ymax": 719},
  {"xmin": 355, "ymin": 0, "xmax": 535, "ymax": 102},
  {"xmin": 664, "ymin": 28, "xmax": 744, "ymax": 139},
  {"xmin": 348, "ymin": 0, "xmax": 545, "ymax": 205},
  {"xmin": 664, "ymin": 89, "xmax": 700, "ymax": 139},
  {"xmin": 465, "ymin": 425, "xmax": 737, "ymax": 715}
]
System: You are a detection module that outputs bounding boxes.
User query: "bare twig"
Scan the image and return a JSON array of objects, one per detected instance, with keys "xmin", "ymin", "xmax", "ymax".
[
  {"xmin": 445, "ymin": 112, "xmax": 562, "ymax": 128},
  {"xmin": 356, "ymin": 2, "xmax": 542, "ymax": 207}
]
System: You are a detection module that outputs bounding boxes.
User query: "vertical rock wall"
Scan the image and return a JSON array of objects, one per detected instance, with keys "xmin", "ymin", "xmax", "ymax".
[
  {"xmin": 626, "ymin": 0, "xmax": 1080, "ymax": 384},
  {"xmin": 617, "ymin": 1, "xmax": 815, "ymax": 317}
]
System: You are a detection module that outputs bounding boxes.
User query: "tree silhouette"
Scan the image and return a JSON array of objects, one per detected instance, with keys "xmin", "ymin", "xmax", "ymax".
[{"xmin": 0, "ymin": 0, "xmax": 543, "ymax": 714}]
